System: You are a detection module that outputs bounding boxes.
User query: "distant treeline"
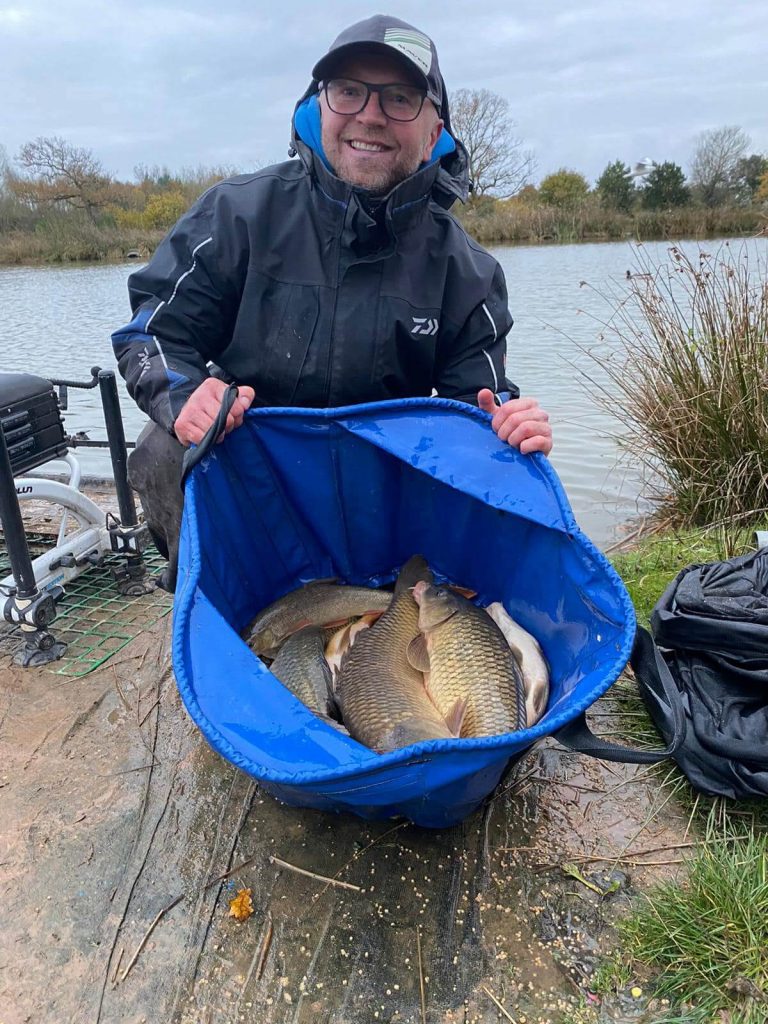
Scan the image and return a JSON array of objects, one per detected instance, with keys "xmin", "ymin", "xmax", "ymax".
[
  {"xmin": 459, "ymin": 193, "xmax": 764, "ymax": 246},
  {"xmin": 461, "ymin": 149, "xmax": 767, "ymax": 245},
  {"xmin": 0, "ymin": 135, "xmax": 766, "ymax": 264},
  {"xmin": 0, "ymin": 139, "xmax": 234, "ymax": 263}
]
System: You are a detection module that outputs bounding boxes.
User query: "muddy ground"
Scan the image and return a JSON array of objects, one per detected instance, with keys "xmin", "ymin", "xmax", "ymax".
[
  {"xmin": 0, "ymin": 610, "xmax": 689, "ymax": 1024},
  {"xmin": 0, "ymin": 487, "xmax": 690, "ymax": 1024}
]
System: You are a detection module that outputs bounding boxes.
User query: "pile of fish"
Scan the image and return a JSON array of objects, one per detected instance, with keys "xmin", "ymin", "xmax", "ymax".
[{"xmin": 242, "ymin": 555, "xmax": 550, "ymax": 754}]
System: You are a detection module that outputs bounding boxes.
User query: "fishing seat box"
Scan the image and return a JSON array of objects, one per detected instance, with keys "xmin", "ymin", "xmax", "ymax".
[{"xmin": 0, "ymin": 372, "xmax": 68, "ymax": 476}]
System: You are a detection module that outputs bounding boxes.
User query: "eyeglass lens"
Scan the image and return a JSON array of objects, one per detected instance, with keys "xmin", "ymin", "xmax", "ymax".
[{"xmin": 325, "ymin": 79, "xmax": 426, "ymax": 122}]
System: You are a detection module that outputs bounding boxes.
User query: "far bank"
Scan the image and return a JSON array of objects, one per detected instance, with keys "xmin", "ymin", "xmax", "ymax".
[{"xmin": 0, "ymin": 201, "xmax": 765, "ymax": 265}]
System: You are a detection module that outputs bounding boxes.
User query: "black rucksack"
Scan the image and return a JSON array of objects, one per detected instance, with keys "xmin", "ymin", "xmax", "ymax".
[{"xmin": 639, "ymin": 548, "xmax": 768, "ymax": 798}]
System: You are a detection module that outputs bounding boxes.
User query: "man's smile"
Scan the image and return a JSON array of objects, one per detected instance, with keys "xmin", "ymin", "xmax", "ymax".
[{"xmin": 346, "ymin": 139, "xmax": 393, "ymax": 153}]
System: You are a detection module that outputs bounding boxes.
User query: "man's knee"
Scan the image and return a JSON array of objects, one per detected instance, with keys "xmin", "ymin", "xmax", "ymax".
[
  {"xmin": 128, "ymin": 421, "xmax": 184, "ymax": 494},
  {"xmin": 128, "ymin": 422, "xmax": 185, "ymax": 566}
]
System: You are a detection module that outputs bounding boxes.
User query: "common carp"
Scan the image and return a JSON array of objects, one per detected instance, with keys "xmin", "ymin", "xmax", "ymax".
[
  {"xmin": 485, "ymin": 602, "xmax": 550, "ymax": 726},
  {"xmin": 269, "ymin": 626, "xmax": 347, "ymax": 732},
  {"xmin": 335, "ymin": 556, "xmax": 460, "ymax": 752},
  {"xmin": 244, "ymin": 580, "xmax": 392, "ymax": 658},
  {"xmin": 410, "ymin": 583, "xmax": 526, "ymax": 737}
]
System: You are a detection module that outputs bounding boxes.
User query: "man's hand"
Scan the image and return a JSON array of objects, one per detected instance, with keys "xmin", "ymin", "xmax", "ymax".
[
  {"xmin": 477, "ymin": 389, "xmax": 553, "ymax": 456},
  {"xmin": 174, "ymin": 378, "xmax": 256, "ymax": 447}
]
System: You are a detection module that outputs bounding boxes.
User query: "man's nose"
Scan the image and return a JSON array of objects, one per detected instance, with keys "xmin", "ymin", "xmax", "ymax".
[{"xmin": 356, "ymin": 89, "xmax": 388, "ymax": 125}]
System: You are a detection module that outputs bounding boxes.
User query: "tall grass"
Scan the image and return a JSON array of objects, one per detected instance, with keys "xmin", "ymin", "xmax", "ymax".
[
  {"xmin": 617, "ymin": 807, "xmax": 768, "ymax": 1023},
  {"xmin": 585, "ymin": 242, "xmax": 768, "ymax": 540},
  {"xmin": 0, "ymin": 211, "xmax": 163, "ymax": 263},
  {"xmin": 457, "ymin": 199, "xmax": 765, "ymax": 245}
]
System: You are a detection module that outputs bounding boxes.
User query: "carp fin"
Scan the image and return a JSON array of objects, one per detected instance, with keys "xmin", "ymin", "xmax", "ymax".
[
  {"xmin": 361, "ymin": 609, "xmax": 385, "ymax": 623},
  {"xmin": 444, "ymin": 698, "xmax": 467, "ymax": 737},
  {"xmin": 320, "ymin": 616, "xmax": 358, "ymax": 630},
  {"xmin": 448, "ymin": 584, "xmax": 478, "ymax": 599},
  {"xmin": 406, "ymin": 635, "xmax": 430, "ymax": 673}
]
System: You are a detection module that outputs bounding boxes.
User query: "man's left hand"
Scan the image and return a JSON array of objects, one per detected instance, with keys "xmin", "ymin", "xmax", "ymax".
[{"xmin": 477, "ymin": 389, "xmax": 553, "ymax": 456}]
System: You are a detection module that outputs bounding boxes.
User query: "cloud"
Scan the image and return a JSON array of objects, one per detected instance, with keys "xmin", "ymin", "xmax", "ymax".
[{"xmin": 1, "ymin": 0, "xmax": 766, "ymax": 182}]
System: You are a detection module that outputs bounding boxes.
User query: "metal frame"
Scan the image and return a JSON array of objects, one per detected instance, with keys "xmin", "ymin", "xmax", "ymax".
[
  {"xmin": 4, "ymin": 474, "xmax": 112, "ymax": 593},
  {"xmin": 0, "ymin": 369, "xmax": 153, "ymax": 667}
]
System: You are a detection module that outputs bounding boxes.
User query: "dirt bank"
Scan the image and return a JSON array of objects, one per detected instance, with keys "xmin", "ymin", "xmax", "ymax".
[{"xmin": 0, "ymin": 604, "xmax": 688, "ymax": 1024}]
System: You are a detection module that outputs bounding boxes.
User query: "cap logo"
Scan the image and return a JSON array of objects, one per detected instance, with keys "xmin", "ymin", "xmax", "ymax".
[{"xmin": 383, "ymin": 27, "xmax": 432, "ymax": 75}]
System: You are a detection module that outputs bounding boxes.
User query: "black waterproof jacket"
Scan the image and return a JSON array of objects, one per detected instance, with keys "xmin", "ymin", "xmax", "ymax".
[{"xmin": 112, "ymin": 118, "xmax": 516, "ymax": 434}]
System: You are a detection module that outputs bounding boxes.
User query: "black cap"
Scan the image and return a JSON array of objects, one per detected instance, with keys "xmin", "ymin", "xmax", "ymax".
[{"xmin": 312, "ymin": 14, "xmax": 444, "ymax": 114}]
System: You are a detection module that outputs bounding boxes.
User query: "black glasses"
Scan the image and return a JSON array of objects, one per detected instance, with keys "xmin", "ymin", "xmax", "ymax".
[{"xmin": 323, "ymin": 78, "xmax": 427, "ymax": 122}]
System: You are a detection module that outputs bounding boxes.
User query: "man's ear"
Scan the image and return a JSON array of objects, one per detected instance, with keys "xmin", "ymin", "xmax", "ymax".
[{"xmin": 422, "ymin": 117, "xmax": 445, "ymax": 162}]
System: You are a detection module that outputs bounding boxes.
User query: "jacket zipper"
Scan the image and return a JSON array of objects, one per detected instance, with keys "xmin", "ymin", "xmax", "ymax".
[
  {"xmin": 323, "ymin": 282, "xmax": 341, "ymax": 407},
  {"xmin": 322, "ymin": 214, "xmax": 348, "ymax": 406}
]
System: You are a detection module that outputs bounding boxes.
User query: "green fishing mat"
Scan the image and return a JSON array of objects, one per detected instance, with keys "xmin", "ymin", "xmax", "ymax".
[{"xmin": 0, "ymin": 531, "xmax": 172, "ymax": 676}]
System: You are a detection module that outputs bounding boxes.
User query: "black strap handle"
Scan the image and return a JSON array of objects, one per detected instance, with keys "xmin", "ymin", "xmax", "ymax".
[
  {"xmin": 553, "ymin": 625, "xmax": 686, "ymax": 764},
  {"xmin": 180, "ymin": 383, "xmax": 239, "ymax": 488}
]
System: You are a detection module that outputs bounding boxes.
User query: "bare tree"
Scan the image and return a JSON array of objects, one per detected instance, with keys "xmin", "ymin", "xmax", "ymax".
[
  {"xmin": 8, "ymin": 136, "xmax": 115, "ymax": 222},
  {"xmin": 690, "ymin": 125, "xmax": 750, "ymax": 207},
  {"xmin": 449, "ymin": 88, "xmax": 535, "ymax": 198}
]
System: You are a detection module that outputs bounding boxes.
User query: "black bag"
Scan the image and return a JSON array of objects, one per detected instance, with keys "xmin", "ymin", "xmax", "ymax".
[{"xmin": 639, "ymin": 548, "xmax": 768, "ymax": 798}]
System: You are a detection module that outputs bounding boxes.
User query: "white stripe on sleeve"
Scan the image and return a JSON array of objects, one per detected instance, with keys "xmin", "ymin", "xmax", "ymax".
[
  {"xmin": 482, "ymin": 349, "xmax": 499, "ymax": 392},
  {"xmin": 481, "ymin": 302, "xmax": 498, "ymax": 341}
]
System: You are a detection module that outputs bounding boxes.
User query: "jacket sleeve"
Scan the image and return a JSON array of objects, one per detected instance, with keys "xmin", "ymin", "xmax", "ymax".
[
  {"xmin": 433, "ymin": 261, "xmax": 519, "ymax": 406},
  {"xmin": 111, "ymin": 194, "xmax": 241, "ymax": 433}
]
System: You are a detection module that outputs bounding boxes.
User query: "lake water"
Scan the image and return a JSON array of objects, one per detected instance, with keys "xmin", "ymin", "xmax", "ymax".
[{"xmin": 2, "ymin": 237, "xmax": 764, "ymax": 547}]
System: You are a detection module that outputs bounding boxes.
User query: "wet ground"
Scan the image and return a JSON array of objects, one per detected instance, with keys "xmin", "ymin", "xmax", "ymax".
[{"xmin": 0, "ymin": 601, "xmax": 690, "ymax": 1024}]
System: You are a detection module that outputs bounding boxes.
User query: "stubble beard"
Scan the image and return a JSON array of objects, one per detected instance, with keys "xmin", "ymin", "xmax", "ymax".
[
  {"xmin": 339, "ymin": 152, "xmax": 421, "ymax": 195},
  {"xmin": 329, "ymin": 136, "xmax": 426, "ymax": 195}
]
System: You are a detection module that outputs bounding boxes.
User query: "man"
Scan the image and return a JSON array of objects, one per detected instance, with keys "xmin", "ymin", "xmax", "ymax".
[{"xmin": 112, "ymin": 15, "xmax": 552, "ymax": 590}]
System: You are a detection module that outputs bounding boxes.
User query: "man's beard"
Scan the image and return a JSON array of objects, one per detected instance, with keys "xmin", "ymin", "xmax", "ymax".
[
  {"xmin": 350, "ymin": 161, "xmax": 422, "ymax": 195},
  {"xmin": 327, "ymin": 136, "xmax": 424, "ymax": 195}
]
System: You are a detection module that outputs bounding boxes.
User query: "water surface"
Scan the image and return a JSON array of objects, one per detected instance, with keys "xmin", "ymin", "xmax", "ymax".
[{"xmin": 2, "ymin": 237, "xmax": 763, "ymax": 546}]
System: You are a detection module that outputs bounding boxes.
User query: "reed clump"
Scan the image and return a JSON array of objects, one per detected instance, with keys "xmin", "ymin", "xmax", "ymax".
[
  {"xmin": 0, "ymin": 212, "xmax": 163, "ymax": 264},
  {"xmin": 457, "ymin": 197, "xmax": 764, "ymax": 245},
  {"xmin": 589, "ymin": 242, "xmax": 768, "ymax": 537}
]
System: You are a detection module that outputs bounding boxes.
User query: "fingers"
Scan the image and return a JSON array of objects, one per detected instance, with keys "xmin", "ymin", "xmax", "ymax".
[
  {"xmin": 174, "ymin": 403, "xmax": 217, "ymax": 447},
  {"xmin": 518, "ymin": 423, "xmax": 552, "ymax": 456},
  {"xmin": 485, "ymin": 397, "xmax": 553, "ymax": 457},
  {"xmin": 490, "ymin": 397, "xmax": 542, "ymax": 435},
  {"xmin": 174, "ymin": 379, "xmax": 254, "ymax": 447},
  {"xmin": 228, "ymin": 386, "xmax": 256, "ymax": 431},
  {"xmin": 476, "ymin": 388, "xmax": 497, "ymax": 413},
  {"xmin": 237, "ymin": 386, "xmax": 256, "ymax": 410}
]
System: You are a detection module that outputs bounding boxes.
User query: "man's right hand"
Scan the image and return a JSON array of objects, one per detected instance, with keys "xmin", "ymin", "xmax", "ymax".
[{"xmin": 173, "ymin": 378, "xmax": 256, "ymax": 447}]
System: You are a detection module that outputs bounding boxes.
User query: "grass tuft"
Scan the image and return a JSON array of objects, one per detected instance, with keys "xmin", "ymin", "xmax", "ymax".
[{"xmin": 617, "ymin": 811, "xmax": 768, "ymax": 1023}]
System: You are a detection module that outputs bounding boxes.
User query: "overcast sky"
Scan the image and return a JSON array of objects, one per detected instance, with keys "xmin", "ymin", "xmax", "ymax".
[{"xmin": 2, "ymin": 0, "xmax": 767, "ymax": 187}]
